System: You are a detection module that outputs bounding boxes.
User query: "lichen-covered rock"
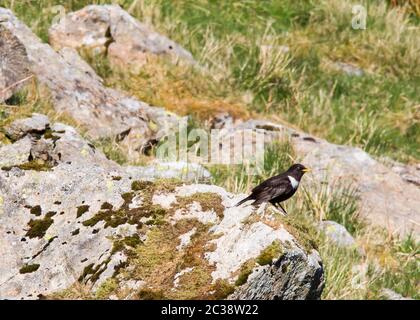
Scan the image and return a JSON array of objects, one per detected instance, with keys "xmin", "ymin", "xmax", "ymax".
[
  {"xmin": 0, "ymin": 8, "xmax": 179, "ymax": 156},
  {"xmin": 49, "ymin": 5, "xmax": 195, "ymax": 69},
  {"xmin": 0, "ymin": 116, "xmax": 324, "ymax": 300},
  {"xmin": 216, "ymin": 118, "xmax": 420, "ymax": 238},
  {"xmin": 0, "ymin": 25, "xmax": 32, "ymax": 102},
  {"xmin": 318, "ymin": 221, "xmax": 356, "ymax": 249},
  {"xmin": 229, "ymin": 250, "xmax": 324, "ymax": 300},
  {"xmin": 0, "ymin": 136, "xmax": 32, "ymax": 168},
  {"xmin": 5, "ymin": 113, "xmax": 49, "ymax": 141}
]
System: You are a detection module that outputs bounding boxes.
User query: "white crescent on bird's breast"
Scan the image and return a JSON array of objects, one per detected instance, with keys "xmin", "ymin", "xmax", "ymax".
[{"xmin": 288, "ymin": 176, "xmax": 299, "ymax": 189}]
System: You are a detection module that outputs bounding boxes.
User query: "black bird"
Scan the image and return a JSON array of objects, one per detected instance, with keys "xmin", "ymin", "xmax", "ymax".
[{"xmin": 235, "ymin": 164, "xmax": 311, "ymax": 214}]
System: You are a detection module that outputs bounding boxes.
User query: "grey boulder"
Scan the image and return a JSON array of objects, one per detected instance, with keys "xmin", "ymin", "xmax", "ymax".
[{"xmin": 49, "ymin": 5, "xmax": 195, "ymax": 70}]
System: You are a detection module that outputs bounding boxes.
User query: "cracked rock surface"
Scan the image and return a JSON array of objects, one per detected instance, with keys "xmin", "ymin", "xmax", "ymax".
[{"xmin": 49, "ymin": 5, "xmax": 195, "ymax": 69}]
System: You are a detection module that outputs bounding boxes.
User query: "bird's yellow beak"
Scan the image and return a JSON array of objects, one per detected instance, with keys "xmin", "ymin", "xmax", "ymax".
[{"xmin": 302, "ymin": 167, "xmax": 312, "ymax": 173}]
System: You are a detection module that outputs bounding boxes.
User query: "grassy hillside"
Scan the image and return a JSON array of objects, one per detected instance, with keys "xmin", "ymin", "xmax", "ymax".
[
  {"xmin": 1, "ymin": 0, "xmax": 419, "ymax": 300},
  {"xmin": 3, "ymin": 0, "xmax": 420, "ymax": 162}
]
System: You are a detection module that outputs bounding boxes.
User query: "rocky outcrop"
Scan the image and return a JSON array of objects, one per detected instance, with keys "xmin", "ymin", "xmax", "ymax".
[
  {"xmin": 5, "ymin": 113, "xmax": 50, "ymax": 141},
  {"xmin": 0, "ymin": 25, "xmax": 32, "ymax": 102},
  {"xmin": 0, "ymin": 8, "xmax": 179, "ymax": 156},
  {"xmin": 214, "ymin": 117, "xmax": 420, "ymax": 238},
  {"xmin": 49, "ymin": 5, "xmax": 195, "ymax": 69},
  {"xmin": 0, "ymin": 115, "xmax": 324, "ymax": 300}
]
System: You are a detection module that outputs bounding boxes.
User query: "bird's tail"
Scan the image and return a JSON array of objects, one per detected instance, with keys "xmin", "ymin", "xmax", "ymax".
[{"xmin": 235, "ymin": 195, "xmax": 253, "ymax": 207}]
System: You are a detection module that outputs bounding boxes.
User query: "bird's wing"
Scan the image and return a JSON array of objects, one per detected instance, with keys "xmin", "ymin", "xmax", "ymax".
[{"xmin": 251, "ymin": 175, "xmax": 291, "ymax": 202}]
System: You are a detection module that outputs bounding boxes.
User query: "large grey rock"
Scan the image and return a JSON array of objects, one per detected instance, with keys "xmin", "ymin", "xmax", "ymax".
[
  {"xmin": 0, "ymin": 8, "xmax": 178, "ymax": 156},
  {"xmin": 319, "ymin": 221, "xmax": 356, "ymax": 248},
  {"xmin": 0, "ymin": 25, "xmax": 32, "ymax": 102},
  {"xmin": 216, "ymin": 118, "xmax": 420, "ymax": 238},
  {"xmin": 49, "ymin": 5, "xmax": 195, "ymax": 70},
  {"xmin": 229, "ymin": 250, "xmax": 323, "ymax": 300},
  {"xmin": 153, "ymin": 184, "xmax": 324, "ymax": 300},
  {"xmin": 0, "ymin": 117, "xmax": 324, "ymax": 299}
]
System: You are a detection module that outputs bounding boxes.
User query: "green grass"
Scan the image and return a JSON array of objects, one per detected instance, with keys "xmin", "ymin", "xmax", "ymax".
[
  {"xmin": 208, "ymin": 139, "xmax": 294, "ymax": 194},
  {"xmin": 127, "ymin": 0, "xmax": 420, "ymax": 162},
  {"xmin": 4, "ymin": 0, "xmax": 419, "ymax": 161},
  {"xmin": 369, "ymin": 234, "xmax": 420, "ymax": 299}
]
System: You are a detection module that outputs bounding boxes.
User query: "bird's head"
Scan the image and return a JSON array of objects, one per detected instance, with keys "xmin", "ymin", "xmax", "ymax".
[{"xmin": 288, "ymin": 163, "xmax": 311, "ymax": 177}]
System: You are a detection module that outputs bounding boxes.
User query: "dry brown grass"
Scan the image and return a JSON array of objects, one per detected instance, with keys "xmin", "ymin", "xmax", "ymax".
[
  {"xmin": 0, "ymin": 80, "xmax": 82, "ymax": 143},
  {"xmin": 105, "ymin": 55, "xmax": 251, "ymax": 122}
]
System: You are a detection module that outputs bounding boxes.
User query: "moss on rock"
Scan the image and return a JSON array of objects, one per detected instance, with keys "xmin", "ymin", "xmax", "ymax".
[
  {"xmin": 76, "ymin": 205, "xmax": 89, "ymax": 218},
  {"xmin": 30, "ymin": 205, "xmax": 42, "ymax": 216},
  {"xmin": 257, "ymin": 240, "xmax": 283, "ymax": 266},
  {"xmin": 235, "ymin": 259, "xmax": 256, "ymax": 286},
  {"xmin": 95, "ymin": 278, "xmax": 118, "ymax": 300},
  {"xmin": 26, "ymin": 213, "xmax": 54, "ymax": 239},
  {"xmin": 19, "ymin": 263, "xmax": 40, "ymax": 274},
  {"xmin": 2, "ymin": 159, "xmax": 53, "ymax": 171},
  {"xmin": 175, "ymin": 192, "xmax": 225, "ymax": 219}
]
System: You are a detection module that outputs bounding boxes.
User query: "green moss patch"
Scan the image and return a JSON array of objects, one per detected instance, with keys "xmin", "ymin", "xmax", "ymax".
[
  {"xmin": 19, "ymin": 263, "xmax": 40, "ymax": 274},
  {"xmin": 112, "ymin": 218, "xmax": 226, "ymax": 300},
  {"xmin": 100, "ymin": 202, "xmax": 113, "ymax": 210},
  {"xmin": 256, "ymin": 240, "xmax": 283, "ymax": 266},
  {"xmin": 82, "ymin": 180, "xmax": 182, "ymax": 229},
  {"xmin": 43, "ymin": 128, "xmax": 61, "ymax": 142},
  {"xmin": 137, "ymin": 289, "xmax": 166, "ymax": 300},
  {"xmin": 95, "ymin": 278, "xmax": 118, "ymax": 300},
  {"xmin": 30, "ymin": 205, "xmax": 42, "ymax": 216},
  {"xmin": 175, "ymin": 193, "xmax": 225, "ymax": 219},
  {"xmin": 78, "ymin": 259, "xmax": 110, "ymax": 284},
  {"xmin": 235, "ymin": 259, "xmax": 256, "ymax": 286},
  {"xmin": 76, "ymin": 205, "xmax": 90, "ymax": 218},
  {"xmin": 131, "ymin": 179, "xmax": 181, "ymax": 193},
  {"xmin": 112, "ymin": 234, "xmax": 142, "ymax": 254},
  {"xmin": 26, "ymin": 212, "xmax": 55, "ymax": 239},
  {"xmin": 211, "ymin": 279, "xmax": 236, "ymax": 300},
  {"xmin": 1, "ymin": 159, "xmax": 53, "ymax": 172}
]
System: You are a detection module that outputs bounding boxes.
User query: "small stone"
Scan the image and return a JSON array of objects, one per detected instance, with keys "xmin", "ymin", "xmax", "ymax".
[
  {"xmin": 381, "ymin": 288, "xmax": 414, "ymax": 300},
  {"xmin": 5, "ymin": 113, "xmax": 49, "ymax": 141},
  {"xmin": 319, "ymin": 221, "xmax": 356, "ymax": 248}
]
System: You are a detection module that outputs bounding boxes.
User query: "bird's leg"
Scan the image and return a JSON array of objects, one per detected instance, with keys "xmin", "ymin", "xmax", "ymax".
[
  {"xmin": 268, "ymin": 202, "xmax": 282, "ymax": 215},
  {"xmin": 256, "ymin": 203, "xmax": 267, "ymax": 215},
  {"xmin": 278, "ymin": 203, "xmax": 288, "ymax": 215}
]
